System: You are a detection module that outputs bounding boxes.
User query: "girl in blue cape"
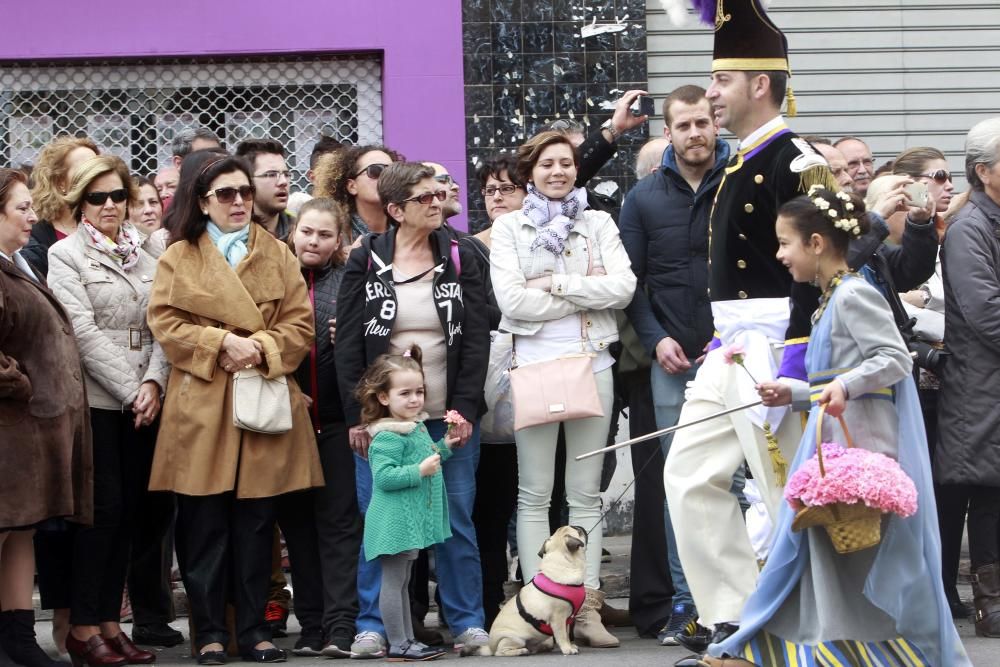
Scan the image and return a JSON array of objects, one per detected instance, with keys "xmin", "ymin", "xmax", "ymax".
[{"xmin": 702, "ymin": 188, "xmax": 969, "ymax": 666}]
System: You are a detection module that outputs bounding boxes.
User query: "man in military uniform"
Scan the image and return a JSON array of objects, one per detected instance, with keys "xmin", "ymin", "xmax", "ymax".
[{"xmin": 662, "ymin": 2, "xmax": 837, "ymax": 663}]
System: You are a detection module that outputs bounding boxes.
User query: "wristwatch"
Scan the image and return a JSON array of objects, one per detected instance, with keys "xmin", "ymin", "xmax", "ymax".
[{"xmin": 600, "ymin": 119, "xmax": 621, "ymax": 141}]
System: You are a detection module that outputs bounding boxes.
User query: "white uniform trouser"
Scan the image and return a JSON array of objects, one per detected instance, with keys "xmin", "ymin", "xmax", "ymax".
[{"xmin": 663, "ymin": 348, "xmax": 801, "ymax": 626}]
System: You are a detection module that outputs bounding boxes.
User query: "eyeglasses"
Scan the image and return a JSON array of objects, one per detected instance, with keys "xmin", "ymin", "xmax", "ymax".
[
  {"xmin": 353, "ymin": 163, "xmax": 388, "ymax": 180},
  {"xmin": 203, "ymin": 185, "xmax": 255, "ymax": 204},
  {"xmin": 400, "ymin": 191, "xmax": 447, "ymax": 206},
  {"xmin": 254, "ymin": 170, "xmax": 291, "ymax": 182},
  {"xmin": 920, "ymin": 169, "xmax": 952, "ymax": 184},
  {"xmin": 84, "ymin": 189, "xmax": 129, "ymax": 206},
  {"xmin": 433, "ymin": 173, "xmax": 454, "ymax": 185},
  {"xmin": 482, "ymin": 184, "xmax": 521, "ymax": 197}
]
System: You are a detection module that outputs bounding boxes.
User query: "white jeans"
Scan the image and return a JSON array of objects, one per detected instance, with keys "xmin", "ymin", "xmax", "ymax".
[{"xmin": 514, "ymin": 368, "xmax": 614, "ymax": 589}]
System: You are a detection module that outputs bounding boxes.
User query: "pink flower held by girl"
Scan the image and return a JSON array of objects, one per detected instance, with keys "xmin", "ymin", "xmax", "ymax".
[{"xmin": 444, "ymin": 410, "xmax": 467, "ymax": 429}]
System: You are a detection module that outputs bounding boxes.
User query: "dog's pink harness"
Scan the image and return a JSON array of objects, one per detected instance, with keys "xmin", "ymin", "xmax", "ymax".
[{"xmin": 515, "ymin": 573, "xmax": 586, "ymax": 636}]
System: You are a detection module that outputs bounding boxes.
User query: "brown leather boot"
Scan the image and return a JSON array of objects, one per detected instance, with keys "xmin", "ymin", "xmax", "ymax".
[
  {"xmin": 973, "ymin": 563, "xmax": 1000, "ymax": 637},
  {"xmin": 597, "ymin": 599, "xmax": 632, "ymax": 628}
]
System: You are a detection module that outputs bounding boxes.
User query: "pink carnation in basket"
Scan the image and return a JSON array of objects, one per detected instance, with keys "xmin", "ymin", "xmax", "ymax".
[
  {"xmin": 444, "ymin": 410, "xmax": 467, "ymax": 429},
  {"xmin": 784, "ymin": 442, "xmax": 918, "ymax": 517}
]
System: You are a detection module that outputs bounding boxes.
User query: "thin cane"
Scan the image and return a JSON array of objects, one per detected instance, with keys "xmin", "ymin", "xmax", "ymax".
[{"xmin": 574, "ymin": 400, "xmax": 763, "ymax": 461}]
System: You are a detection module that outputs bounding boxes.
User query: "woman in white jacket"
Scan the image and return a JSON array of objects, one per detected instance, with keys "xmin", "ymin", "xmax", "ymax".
[
  {"xmin": 48, "ymin": 156, "xmax": 168, "ymax": 667},
  {"xmin": 489, "ymin": 130, "xmax": 636, "ymax": 647}
]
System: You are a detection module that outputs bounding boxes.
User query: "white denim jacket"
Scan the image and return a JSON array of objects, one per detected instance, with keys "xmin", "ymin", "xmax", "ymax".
[{"xmin": 489, "ymin": 208, "xmax": 636, "ymax": 350}]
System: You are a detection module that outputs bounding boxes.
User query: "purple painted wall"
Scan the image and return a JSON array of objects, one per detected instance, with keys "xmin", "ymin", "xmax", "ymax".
[{"xmin": 1, "ymin": 0, "xmax": 470, "ymax": 228}]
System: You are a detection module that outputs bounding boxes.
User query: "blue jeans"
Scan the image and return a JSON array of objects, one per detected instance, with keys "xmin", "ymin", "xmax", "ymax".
[
  {"xmin": 651, "ymin": 361, "xmax": 749, "ymax": 609},
  {"xmin": 355, "ymin": 419, "xmax": 485, "ymax": 636}
]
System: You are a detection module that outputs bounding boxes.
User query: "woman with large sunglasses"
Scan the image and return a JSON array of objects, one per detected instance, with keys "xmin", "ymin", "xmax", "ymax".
[
  {"xmin": 146, "ymin": 155, "xmax": 321, "ymax": 664},
  {"xmin": 312, "ymin": 145, "xmax": 403, "ymax": 241},
  {"xmin": 47, "ymin": 156, "xmax": 170, "ymax": 667},
  {"xmin": 335, "ymin": 162, "xmax": 490, "ymax": 660},
  {"xmin": 890, "ymin": 146, "xmax": 966, "ymax": 619}
]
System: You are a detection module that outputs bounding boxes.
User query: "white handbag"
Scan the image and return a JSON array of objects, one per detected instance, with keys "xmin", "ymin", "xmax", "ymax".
[{"xmin": 232, "ymin": 367, "xmax": 293, "ymax": 434}]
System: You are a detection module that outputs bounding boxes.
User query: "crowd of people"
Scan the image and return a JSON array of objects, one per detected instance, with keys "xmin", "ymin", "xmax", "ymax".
[{"xmin": 2, "ymin": 1, "xmax": 1000, "ymax": 666}]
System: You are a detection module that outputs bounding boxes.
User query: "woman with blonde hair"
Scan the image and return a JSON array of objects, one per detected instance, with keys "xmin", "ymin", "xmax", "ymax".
[
  {"xmin": 48, "ymin": 155, "xmax": 169, "ymax": 667},
  {"xmin": 20, "ymin": 136, "xmax": 99, "ymax": 276}
]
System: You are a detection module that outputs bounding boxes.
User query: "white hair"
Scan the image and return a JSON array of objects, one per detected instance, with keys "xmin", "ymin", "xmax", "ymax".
[{"xmin": 965, "ymin": 117, "xmax": 1000, "ymax": 190}]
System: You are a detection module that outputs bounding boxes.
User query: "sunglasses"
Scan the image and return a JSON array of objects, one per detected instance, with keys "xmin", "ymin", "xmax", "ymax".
[
  {"xmin": 400, "ymin": 190, "xmax": 447, "ymax": 206},
  {"xmin": 920, "ymin": 170, "xmax": 952, "ymax": 184},
  {"xmin": 204, "ymin": 185, "xmax": 255, "ymax": 204},
  {"xmin": 433, "ymin": 173, "xmax": 454, "ymax": 185},
  {"xmin": 353, "ymin": 163, "xmax": 388, "ymax": 180},
  {"xmin": 482, "ymin": 184, "xmax": 521, "ymax": 197},
  {"xmin": 84, "ymin": 189, "xmax": 129, "ymax": 206}
]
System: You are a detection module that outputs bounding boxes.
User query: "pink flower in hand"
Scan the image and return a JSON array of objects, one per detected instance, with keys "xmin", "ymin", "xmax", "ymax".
[
  {"xmin": 722, "ymin": 343, "xmax": 746, "ymax": 366},
  {"xmin": 444, "ymin": 410, "xmax": 467, "ymax": 433}
]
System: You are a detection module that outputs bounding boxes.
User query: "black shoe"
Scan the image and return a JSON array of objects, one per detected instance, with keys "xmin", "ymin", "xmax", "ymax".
[
  {"xmin": 710, "ymin": 622, "xmax": 739, "ymax": 645},
  {"xmin": 264, "ymin": 603, "xmax": 288, "ymax": 639},
  {"xmin": 385, "ymin": 641, "xmax": 445, "ymax": 662},
  {"xmin": 320, "ymin": 633, "xmax": 352, "ymax": 659},
  {"xmin": 951, "ymin": 599, "xmax": 974, "ymax": 620},
  {"xmin": 292, "ymin": 634, "xmax": 324, "ymax": 657},
  {"xmin": 196, "ymin": 650, "xmax": 226, "ymax": 666},
  {"xmin": 0, "ymin": 610, "xmax": 63, "ymax": 667},
  {"xmin": 132, "ymin": 623, "xmax": 184, "ymax": 648},
  {"xmin": 241, "ymin": 646, "xmax": 287, "ymax": 663},
  {"xmin": 674, "ymin": 619, "xmax": 712, "ymax": 654}
]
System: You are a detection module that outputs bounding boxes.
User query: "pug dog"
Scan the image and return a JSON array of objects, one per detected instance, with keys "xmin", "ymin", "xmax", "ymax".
[{"xmin": 485, "ymin": 525, "xmax": 588, "ymax": 657}]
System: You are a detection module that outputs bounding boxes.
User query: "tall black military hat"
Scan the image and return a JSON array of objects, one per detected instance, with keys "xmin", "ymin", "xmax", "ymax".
[{"xmin": 692, "ymin": 0, "xmax": 796, "ymax": 113}]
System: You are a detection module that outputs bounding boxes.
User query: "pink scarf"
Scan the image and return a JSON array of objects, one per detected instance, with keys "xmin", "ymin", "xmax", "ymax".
[{"xmin": 81, "ymin": 217, "xmax": 142, "ymax": 270}]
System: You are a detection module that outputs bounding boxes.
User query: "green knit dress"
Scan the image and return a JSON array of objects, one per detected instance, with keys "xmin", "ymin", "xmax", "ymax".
[{"xmin": 363, "ymin": 417, "xmax": 453, "ymax": 561}]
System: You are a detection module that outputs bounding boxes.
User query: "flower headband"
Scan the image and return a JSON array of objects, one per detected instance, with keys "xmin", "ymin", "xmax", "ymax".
[{"xmin": 807, "ymin": 185, "xmax": 861, "ymax": 237}]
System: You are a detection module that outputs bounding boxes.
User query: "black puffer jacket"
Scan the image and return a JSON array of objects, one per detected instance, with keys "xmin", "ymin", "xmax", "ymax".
[
  {"xmin": 335, "ymin": 226, "xmax": 490, "ymax": 426},
  {"xmin": 294, "ymin": 263, "xmax": 345, "ymax": 428},
  {"xmin": 619, "ymin": 140, "xmax": 729, "ymax": 359}
]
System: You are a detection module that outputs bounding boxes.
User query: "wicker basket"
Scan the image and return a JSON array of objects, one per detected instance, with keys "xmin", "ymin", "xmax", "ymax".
[{"xmin": 789, "ymin": 405, "xmax": 884, "ymax": 554}]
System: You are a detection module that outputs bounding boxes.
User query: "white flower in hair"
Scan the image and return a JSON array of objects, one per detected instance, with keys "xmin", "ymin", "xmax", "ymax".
[
  {"xmin": 835, "ymin": 191, "xmax": 851, "ymax": 202},
  {"xmin": 813, "ymin": 198, "xmax": 830, "ymax": 210},
  {"xmin": 828, "ymin": 209, "xmax": 838, "ymax": 218},
  {"xmin": 808, "ymin": 184, "xmax": 824, "ymax": 196},
  {"xmin": 845, "ymin": 202, "xmax": 855, "ymax": 211}
]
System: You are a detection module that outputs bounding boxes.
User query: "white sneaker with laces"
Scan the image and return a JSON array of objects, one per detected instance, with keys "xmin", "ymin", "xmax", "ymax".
[
  {"xmin": 453, "ymin": 627, "xmax": 489, "ymax": 656},
  {"xmin": 349, "ymin": 631, "xmax": 386, "ymax": 659}
]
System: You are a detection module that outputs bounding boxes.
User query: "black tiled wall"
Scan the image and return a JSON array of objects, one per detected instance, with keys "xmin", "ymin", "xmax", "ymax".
[{"xmin": 463, "ymin": 0, "xmax": 649, "ymax": 232}]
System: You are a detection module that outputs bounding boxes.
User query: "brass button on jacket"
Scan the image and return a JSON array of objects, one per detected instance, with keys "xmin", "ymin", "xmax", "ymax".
[
  {"xmin": 738, "ymin": 290, "xmax": 748, "ymax": 299},
  {"xmin": 737, "ymin": 260, "xmax": 747, "ymax": 269},
  {"xmin": 744, "ymin": 203, "xmax": 754, "ymax": 213}
]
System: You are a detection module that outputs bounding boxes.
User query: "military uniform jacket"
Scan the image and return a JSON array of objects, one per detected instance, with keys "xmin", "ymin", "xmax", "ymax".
[{"xmin": 709, "ymin": 121, "xmax": 834, "ymax": 357}]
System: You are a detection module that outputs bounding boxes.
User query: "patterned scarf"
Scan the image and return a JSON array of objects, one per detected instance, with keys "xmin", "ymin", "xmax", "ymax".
[
  {"xmin": 522, "ymin": 183, "xmax": 588, "ymax": 255},
  {"xmin": 207, "ymin": 221, "xmax": 250, "ymax": 268},
  {"xmin": 81, "ymin": 217, "xmax": 142, "ymax": 270}
]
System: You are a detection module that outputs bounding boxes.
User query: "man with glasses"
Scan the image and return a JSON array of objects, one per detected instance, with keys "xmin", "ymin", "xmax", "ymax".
[
  {"xmin": 236, "ymin": 139, "xmax": 294, "ymax": 240},
  {"xmin": 423, "ymin": 162, "xmax": 464, "ymax": 238},
  {"xmin": 834, "ymin": 135, "xmax": 875, "ymax": 197}
]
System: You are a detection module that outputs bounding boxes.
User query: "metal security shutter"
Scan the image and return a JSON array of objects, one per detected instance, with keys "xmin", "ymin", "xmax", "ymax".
[
  {"xmin": 0, "ymin": 56, "xmax": 383, "ymax": 192},
  {"xmin": 646, "ymin": 0, "xmax": 1000, "ymax": 189}
]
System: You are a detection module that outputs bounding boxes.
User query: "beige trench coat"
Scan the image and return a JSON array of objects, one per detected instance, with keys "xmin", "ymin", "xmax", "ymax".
[{"xmin": 147, "ymin": 224, "xmax": 322, "ymax": 498}]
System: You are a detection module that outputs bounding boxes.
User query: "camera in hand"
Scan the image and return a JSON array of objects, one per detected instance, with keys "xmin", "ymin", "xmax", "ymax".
[{"xmin": 900, "ymin": 318, "xmax": 949, "ymax": 373}]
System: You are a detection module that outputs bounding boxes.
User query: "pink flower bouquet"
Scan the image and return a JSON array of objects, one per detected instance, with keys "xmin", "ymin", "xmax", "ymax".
[{"xmin": 784, "ymin": 442, "xmax": 917, "ymax": 518}]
